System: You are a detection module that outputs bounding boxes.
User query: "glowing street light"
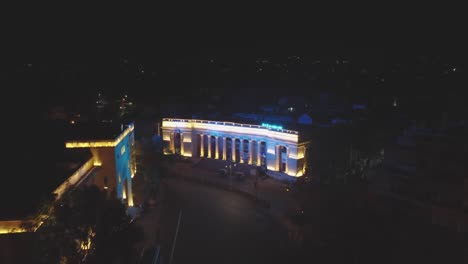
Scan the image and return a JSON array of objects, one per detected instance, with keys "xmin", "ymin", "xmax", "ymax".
[{"xmin": 225, "ymin": 162, "xmax": 237, "ymax": 190}]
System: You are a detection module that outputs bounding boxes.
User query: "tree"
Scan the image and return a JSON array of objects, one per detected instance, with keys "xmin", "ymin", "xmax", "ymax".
[{"xmin": 31, "ymin": 185, "xmax": 143, "ymax": 263}]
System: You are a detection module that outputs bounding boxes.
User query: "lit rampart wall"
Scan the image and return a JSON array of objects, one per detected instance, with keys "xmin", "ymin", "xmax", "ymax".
[
  {"xmin": 53, "ymin": 157, "xmax": 95, "ymax": 200},
  {"xmin": 1, "ymin": 125, "xmax": 137, "ymax": 235},
  {"xmin": 65, "ymin": 123, "xmax": 135, "ymax": 207},
  {"xmin": 1, "ymin": 158, "xmax": 96, "ymax": 235},
  {"xmin": 65, "ymin": 124, "xmax": 135, "ymax": 148},
  {"xmin": 0, "ymin": 220, "xmax": 29, "ymax": 234}
]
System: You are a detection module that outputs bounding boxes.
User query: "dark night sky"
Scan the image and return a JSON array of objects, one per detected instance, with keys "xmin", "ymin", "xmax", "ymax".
[
  {"xmin": 3, "ymin": 41, "xmax": 383, "ymax": 99},
  {"xmin": 3, "ymin": 40, "xmax": 467, "ymax": 117}
]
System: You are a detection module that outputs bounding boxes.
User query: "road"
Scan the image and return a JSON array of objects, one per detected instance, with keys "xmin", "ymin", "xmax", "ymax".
[{"xmin": 157, "ymin": 177, "xmax": 293, "ymax": 264}]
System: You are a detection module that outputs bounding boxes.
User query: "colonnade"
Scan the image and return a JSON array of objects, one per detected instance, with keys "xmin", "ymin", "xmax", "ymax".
[
  {"xmin": 162, "ymin": 119, "xmax": 307, "ymax": 179},
  {"xmin": 198, "ymin": 133, "xmax": 267, "ymax": 166}
]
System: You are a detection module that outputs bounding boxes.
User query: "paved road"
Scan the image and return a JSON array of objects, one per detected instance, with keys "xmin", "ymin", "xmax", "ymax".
[{"xmin": 158, "ymin": 177, "xmax": 293, "ymax": 264}]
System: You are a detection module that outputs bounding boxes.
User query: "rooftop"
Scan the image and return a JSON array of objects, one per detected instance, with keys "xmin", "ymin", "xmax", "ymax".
[
  {"xmin": 162, "ymin": 118, "xmax": 312, "ymax": 144},
  {"xmin": 175, "ymin": 114, "xmax": 316, "ymax": 140},
  {"xmin": 1, "ymin": 121, "xmax": 92, "ymax": 220},
  {"xmin": 64, "ymin": 122, "xmax": 135, "ymax": 148},
  {"xmin": 64, "ymin": 121, "xmax": 131, "ymax": 142}
]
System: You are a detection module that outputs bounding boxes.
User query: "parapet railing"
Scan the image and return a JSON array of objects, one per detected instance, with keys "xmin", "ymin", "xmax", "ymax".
[
  {"xmin": 53, "ymin": 157, "xmax": 95, "ymax": 199},
  {"xmin": 65, "ymin": 124, "xmax": 135, "ymax": 148},
  {"xmin": 162, "ymin": 118, "xmax": 299, "ymax": 135}
]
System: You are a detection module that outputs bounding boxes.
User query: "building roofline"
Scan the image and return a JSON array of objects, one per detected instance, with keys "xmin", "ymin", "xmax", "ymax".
[
  {"xmin": 65, "ymin": 123, "xmax": 134, "ymax": 148},
  {"xmin": 162, "ymin": 118, "xmax": 299, "ymax": 135}
]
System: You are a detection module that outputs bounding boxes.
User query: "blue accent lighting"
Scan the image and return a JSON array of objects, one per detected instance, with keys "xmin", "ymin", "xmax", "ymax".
[{"xmin": 261, "ymin": 123, "xmax": 283, "ymax": 130}]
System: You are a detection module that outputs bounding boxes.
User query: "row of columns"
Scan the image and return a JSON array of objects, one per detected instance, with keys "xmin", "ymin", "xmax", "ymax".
[
  {"xmin": 165, "ymin": 130, "xmax": 297, "ymax": 175},
  {"xmin": 199, "ymin": 134, "xmax": 265, "ymax": 166}
]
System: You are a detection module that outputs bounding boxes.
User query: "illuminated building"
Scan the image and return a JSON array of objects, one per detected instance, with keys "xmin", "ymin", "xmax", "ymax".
[
  {"xmin": 65, "ymin": 122, "xmax": 136, "ymax": 206},
  {"xmin": 0, "ymin": 144, "xmax": 94, "ymax": 235},
  {"xmin": 1, "ymin": 122, "xmax": 136, "ymax": 235},
  {"xmin": 161, "ymin": 118, "xmax": 309, "ymax": 181}
]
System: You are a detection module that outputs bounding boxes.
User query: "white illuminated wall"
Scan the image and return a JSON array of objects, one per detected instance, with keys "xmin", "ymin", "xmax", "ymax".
[{"xmin": 161, "ymin": 118, "xmax": 308, "ymax": 180}]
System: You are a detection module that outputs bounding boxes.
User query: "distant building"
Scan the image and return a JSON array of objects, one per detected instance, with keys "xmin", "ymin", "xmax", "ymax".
[
  {"xmin": 297, "ymin": 113, "xmax": 313, "ymax": 125},
  {"xmin": 232, "ymin": 113, "xmax": 295, "ymax": 125},
  {"xmin": 331, "ymin": 117, "xmax": 351, "ymax": 125},
  {"xmin": 160, "ymin": 101, "xmax": 189, "ymax": 117},
  {"xmin": 375, "ymin": 125, "xmax": 468, "ymax": 232},
  {"xmin": 352, "ymin": 104, "xmax": 366, "ymax": 110},
  {"xmin": 45, "ymin": 105, "xmax": 68, "ymax": 121},
  {"xmin": 259, "ymin": 104, "xmax": 279, "ymax": 113},
  {"xmin": 161, "ymin": 118, "xmax": 310, "ymax": 181},
  {"xmin": 276, "ymin": 96, "xmax": 310, "ymax": 114}
]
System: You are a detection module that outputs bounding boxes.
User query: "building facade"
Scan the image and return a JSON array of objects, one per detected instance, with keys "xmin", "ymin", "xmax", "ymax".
[
  {"xmin": 161, "ymin": 118, "xmax": 309, "ymax": 180},
  {"xmin": 65, "ymin": 123, "xmax": 136, "ymax": 206},
  {"xmin": 1, "ymin": 123, "xmax": 136, "ymax": 235}
]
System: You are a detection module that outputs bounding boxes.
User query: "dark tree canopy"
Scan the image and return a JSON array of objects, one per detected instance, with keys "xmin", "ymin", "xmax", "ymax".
[{"xmin": 31, "ymin": 185, "xmax": 143, "ymax": 264}]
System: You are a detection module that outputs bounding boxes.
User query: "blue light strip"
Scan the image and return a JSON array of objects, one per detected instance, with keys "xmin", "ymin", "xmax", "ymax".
[{"xmin": 261, "ymin": 123, "xmax": 283, "ymax": 130}]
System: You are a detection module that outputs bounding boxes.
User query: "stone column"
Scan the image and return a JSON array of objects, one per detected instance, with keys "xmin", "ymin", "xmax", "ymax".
[
  {"xmin": 257, "ymin": 141, "xmax": 262, "ymax": 166},
  {"xmin": 207, "ymin": 135, "xmax": 212, "ymax": 158},
  {"xmin": 275, "ymin": 145, "xmax": 281, "ymax": 171},
  {"xmin": 232, "ymin": 138, "xmax": 237, "ymax": 162},
  {"xmin": 180, "ymin": 134, "xmax": 184, "ymax": 156},
  {"xmin": 249, "ymin": 140, "xmax": 255, "ymax": 165},
  {"xmin": 200, "ymin": 134, "xmax": 204, "ymax": 157},
  {"xmin": 127, "ymin": 178, "xmax": 134, "ymax": 207},
  {"xmin": 222, "ymin": 137, "xmax": 227, "ymax": 160},
  {"xmin": 170, "ymin": 132, "xmax": 175, "ymax": 153},
  {"xmin": 239, "ymin": 139, "xmax": 244, "ymax": 163},
  {"xmin": 215, "ymin": 136, "xmax": 219, "ymax": 159}
]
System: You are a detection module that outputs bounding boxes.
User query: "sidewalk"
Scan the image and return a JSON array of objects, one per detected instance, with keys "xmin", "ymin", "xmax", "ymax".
[{"xmin": 134, "ymin": 183, "xmax": 165, "ymax": 257}]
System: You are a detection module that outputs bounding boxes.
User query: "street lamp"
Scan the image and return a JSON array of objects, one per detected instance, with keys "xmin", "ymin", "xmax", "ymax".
[{"xmin": 225, "ymin": 162, "xmax": 237, "ymax": 190}]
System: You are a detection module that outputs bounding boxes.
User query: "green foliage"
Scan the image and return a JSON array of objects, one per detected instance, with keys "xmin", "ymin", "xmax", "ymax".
[{"xmin": 32, "ymin": 185, "xmax": 143, "ymax": 264}]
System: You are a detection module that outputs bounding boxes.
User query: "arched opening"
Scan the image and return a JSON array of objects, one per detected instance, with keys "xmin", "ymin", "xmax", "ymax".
[
  {"xmin": 241, "ymin": 139, "xmax": 249, "ymax": 163},
  {"xmin": 210, "ymin": 136, "xmax": 216, "ymax": 158},
  {"xmin": 251, "ymin": 140, "xmax": 257, "ymax": 165},
  {"xmin": 260, "ymin": 142, "xmax": 266, "ymax": 168},
  {"xmin": 279, "ymin": 146, "xmax": 287, "ymax": 172},
  {"xmin": 203, "ymin": 134, "xmax": 209, "ymax": 157},
  {"xmin": 174, "ymin": 131, "xmax": 181, "ymax": 155},
  {"xmin": 122, "ymin": 179, "xmax": 128, "ymax": 200},
  {"xmin": 127, "ymin": 179, "xmax": 133, "ymax": 206},
  {"xmin": 234, "ymin": 139, "xmax": 240, "ymax": 163},
  {"xmin": 218, "ymin": 137, "xmax": 224, "ymax": 160},
  {"xmin": 196, "ymin": 134, "xmax": 202, "ymax": 157},
  {"xmin": 226, "ymin": 138, "xmax": 232, "ymax": 161}
]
